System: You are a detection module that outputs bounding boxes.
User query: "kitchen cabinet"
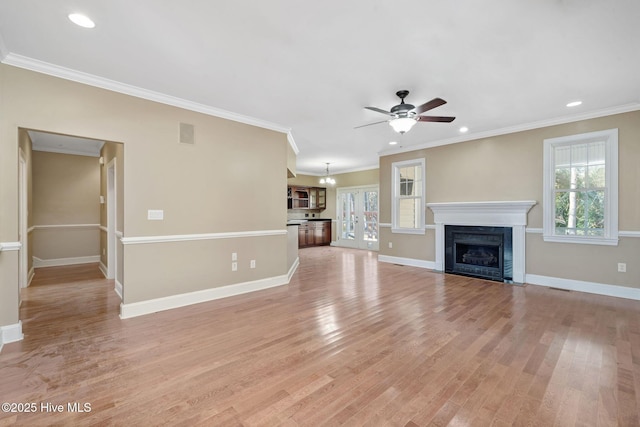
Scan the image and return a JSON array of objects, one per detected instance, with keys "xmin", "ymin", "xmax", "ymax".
[
  {"xmin": 309, "ymin": 187, "xmax": 327, "ymax": 209},
  {"xmin": 288, "ymin": 187, "xmax": 309, "ymax": 209},
  {"xmin": 314, "ymin": 221, "xmax": 331, "ymax": 244},
  {"xmin": 288, "ymin": 186, "xmax": 326, "ymax": 210},
  {"xmin": 298, "ymin": 220, "xmax": 331, "ymax": 248},
  {"xmin": 298, "ymin": 223, "xmax": 312, "ymax": 247}
]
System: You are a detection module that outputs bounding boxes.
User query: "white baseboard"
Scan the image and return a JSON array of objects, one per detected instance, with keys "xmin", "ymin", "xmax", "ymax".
[
  {"xmin": 378, "ymin": 255, "xmax": 438, "ymax": 270},
  {"xmin": 99, "ymin": 262, "xmax": 108, "ymax": 278},
  {"xmin": 287, "ymin": 257, "xmax": 300, "ymax": 282},
  {"xmin": 114, "ymin": 280, "xmax": 123, "ymax": 300},
  {"xmin": 27, "ymin": 267, "xmax": 35, "ymax": 287},
  {"xmin": 0, "ymin": 321, "xmax": 24, "ymax": 352},
  {"xmin": 525, "ymin": 274, "xmax": 640, "ymax": 300},
  {"xmin": 120, "ymin": 274, "xmax": 289, "ymax": 319},
  {"xmin": 33, "ymin": 255, "xmax": 100, "ymax": 268}
]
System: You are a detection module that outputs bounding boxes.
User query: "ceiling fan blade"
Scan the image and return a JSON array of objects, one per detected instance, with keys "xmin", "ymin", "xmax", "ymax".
[
  {"xmin": 364, "ymin": 106, "xmax": 393, "ymax": 116},
  {"xmin": 354, "ymin": 120, "xmax": 389, "ymax": 129},
  {"xmin": 417, "ymin": 115, "xmax": 456, "ymax": 123},
  {"xmin": 414, "ymin": 97, "xmax": 447, "ymax": 115}
]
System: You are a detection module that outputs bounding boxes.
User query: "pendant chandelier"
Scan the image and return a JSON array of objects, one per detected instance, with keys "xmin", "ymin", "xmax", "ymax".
[{"xmin": 319, "ymin": 163, "xmax": 335, "ymax": 185}]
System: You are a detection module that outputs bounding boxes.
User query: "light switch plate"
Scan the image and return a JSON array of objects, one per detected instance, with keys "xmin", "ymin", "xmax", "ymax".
[{"xmin": 148, "ymin": 210, "xmax": 164, "ymax": 220}]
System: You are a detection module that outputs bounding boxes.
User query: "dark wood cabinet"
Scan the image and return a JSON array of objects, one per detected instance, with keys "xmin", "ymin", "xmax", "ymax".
[
  {"xmin": 288, "ymin": 186, "xmax": 326, "ymax": 210},
  {"xmin": 298, "ymin": 221, "xmax": 331, "ymax": 248},
  {"xmin": 298, "ymin": 223, "xmax": 313, "ymax": 247},
  {"xmin": 288, "ymin": 187, "xmax": 310, "ymax": 209},
  {"xmin": 314, "ymin": 187, "xmax": 326, "ymax": 209}
]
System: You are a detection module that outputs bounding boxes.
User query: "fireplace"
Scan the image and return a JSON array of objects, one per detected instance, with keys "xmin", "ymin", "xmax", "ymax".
[
  {"xmin": 428, "ymin": 201, "xmax": 536, "ymax": 284},
  {"xmin": 445, "ymin": 226, "xmax": 512, "ymax": 282}
]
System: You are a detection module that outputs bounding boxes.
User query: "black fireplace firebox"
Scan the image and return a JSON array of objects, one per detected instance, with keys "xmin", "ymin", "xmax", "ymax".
[{"xmin": 445, "ymin": 225, "xmax": 513, "ymax": 282}]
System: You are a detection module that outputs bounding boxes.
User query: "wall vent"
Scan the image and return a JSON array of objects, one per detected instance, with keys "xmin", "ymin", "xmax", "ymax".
[{"xmin": 179, "ymin": 123, "xmax": 195, "ymax": 145}]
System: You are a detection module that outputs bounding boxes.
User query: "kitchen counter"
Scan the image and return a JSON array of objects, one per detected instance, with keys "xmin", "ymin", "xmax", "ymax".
[{"xmin": 287, "ymin": 218, "xmax": 331, "ymax": 226}]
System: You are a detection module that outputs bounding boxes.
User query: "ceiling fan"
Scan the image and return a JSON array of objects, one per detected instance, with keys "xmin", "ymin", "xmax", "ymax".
[{"xmin": 356, "ymin": 90, "xmax": 455, "ymax": 134}]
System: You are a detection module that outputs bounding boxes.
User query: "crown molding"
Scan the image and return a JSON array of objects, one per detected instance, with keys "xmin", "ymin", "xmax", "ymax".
[
  {"xmin": 378, "ymin": 103, "xmax": 640, "ymax": 157},
  {"xmin": 287, "ymin": 132, "xmax": 300, "ymax": 155},
  {"xmin": 1, "ymin": 53, "xmax": 293, "ymax": 136}
]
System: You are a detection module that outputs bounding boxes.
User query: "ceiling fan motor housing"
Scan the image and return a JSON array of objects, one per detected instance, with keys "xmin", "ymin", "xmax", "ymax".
[
  {"xmin": 391, "ymin": 90, "xmax": 415, "ymax": 117},
  {"xmin": 390, "ymin": 103, "xmax": 415, "ymax": 116}
]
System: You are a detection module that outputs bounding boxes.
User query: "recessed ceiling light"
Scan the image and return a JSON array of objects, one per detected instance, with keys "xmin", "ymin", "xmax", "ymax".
[
  {"xmin": 68, "ymin": 13, "xmax": 95, "ymax": 28},
  {"xmin": 566, "ymin": 101, "xmax": 582, "ymax": 108},
  {"xmin": 459, "ymin": 126, "xmax": 469, "ymax": 133},
  {"xmin": 389, "ymin": 141, "xmax": 398, "ymax": 145}
]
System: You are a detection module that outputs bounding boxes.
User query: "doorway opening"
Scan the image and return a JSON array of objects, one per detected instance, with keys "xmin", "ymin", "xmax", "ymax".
[{"xmin": 17, "ymin": 128, "xmax": 124, "ymax": 314}]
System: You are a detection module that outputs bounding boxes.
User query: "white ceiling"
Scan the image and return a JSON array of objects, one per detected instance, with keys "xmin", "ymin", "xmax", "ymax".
[{"xmin": 2, "ymin": 1, "xmax": 639, "ymax": 175}]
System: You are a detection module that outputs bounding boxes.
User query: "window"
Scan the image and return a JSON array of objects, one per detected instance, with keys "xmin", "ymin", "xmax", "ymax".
[
  {"xmin": 392, "ymin": 158, "xmax": 425, "ymax": 234},
  {"xmin": 543, "ymin": 128, "xmax": 618, "ymax": 245}
]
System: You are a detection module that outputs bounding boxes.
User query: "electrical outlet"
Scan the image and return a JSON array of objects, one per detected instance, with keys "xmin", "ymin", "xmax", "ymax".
[
  {"xmin": 250, "ymin": 260, "xmax": 256, "ymax": 269},
  {"xmin": 232, "ymin": 262, "xmax": 237, "ymax": 271},
  {"xmin": 388, "ymin": 242, "xmax": 393, "ymax": 249},
  {"xmin": 232, "ymin": 252, "xmax": 237, "ymax": 261},
  {"xmin": 618, "ymin": 263, "xmax": 627, "ymax": 273}
]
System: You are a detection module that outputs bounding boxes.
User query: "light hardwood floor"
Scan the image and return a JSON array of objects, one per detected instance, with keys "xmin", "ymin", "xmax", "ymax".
[{"xmin": 1, "ymin": 247, "xmax": 639, "ymax": 426}]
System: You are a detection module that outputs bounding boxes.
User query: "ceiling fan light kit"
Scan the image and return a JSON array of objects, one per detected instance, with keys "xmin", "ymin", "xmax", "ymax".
[
  {"xmin": 357, "ymin": 90, "xmax": 455, "ymax": 134},
  {"xmin": 389, "ymin": 117, "xmax": 417, "ymax": 134}
]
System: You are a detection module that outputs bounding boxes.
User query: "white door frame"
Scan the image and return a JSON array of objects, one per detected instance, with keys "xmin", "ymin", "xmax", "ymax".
[
  {"xmin": 336, "ymin": 185, "xmax": 379, "ymax": 251},
  {"xmin": 106, "ymin": 159, "xmax": 117, "ymax": 280},
  {"xmin": 18, "ymin": 149, "xmax": 28, "ymax": 290}
]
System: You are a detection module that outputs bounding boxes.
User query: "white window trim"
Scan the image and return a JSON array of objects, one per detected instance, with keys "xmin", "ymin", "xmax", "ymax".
[
  {"xmin": 543, "ymin": 128, "xmax": 618, "ymax": 246},
  {"xmin": 391, "ymin": 158, "xmax": 426, "ymax": 235}
]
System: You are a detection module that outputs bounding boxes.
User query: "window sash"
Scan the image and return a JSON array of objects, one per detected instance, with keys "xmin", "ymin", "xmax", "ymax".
[
  {"xmin": 543, "ymin": 129, "xmax": 618, "ymax": 246},
  {"xmin": 391, "ymin": 159, "xmax": 425, "ymax": 234}
]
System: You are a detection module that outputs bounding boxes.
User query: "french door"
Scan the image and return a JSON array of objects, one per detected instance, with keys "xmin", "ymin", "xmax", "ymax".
[{"xmin": 336, "ymin": 186, "xmax": 379, "ymax": 250}]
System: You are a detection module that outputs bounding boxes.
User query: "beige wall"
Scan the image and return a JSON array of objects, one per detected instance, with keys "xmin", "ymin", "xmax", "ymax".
[
  {"xmin": 31, "ymin": 151, "xmax": 100, "ymax": 261},
  {"xmin": 0, "ymin": 64, "xmax": 288, "ymax": 326},
  {"xmin": 379, "ymin": 110, "xmax": 640, "ymax": 288}
]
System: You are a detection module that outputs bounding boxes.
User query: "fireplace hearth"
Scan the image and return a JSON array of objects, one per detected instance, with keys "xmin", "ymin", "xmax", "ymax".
[{"xmin": 445, "ymin": 225, "xmax": 513, "ymax": 282}]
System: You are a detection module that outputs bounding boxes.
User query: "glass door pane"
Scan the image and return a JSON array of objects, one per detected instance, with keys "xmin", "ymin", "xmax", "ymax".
[
  {"xmin": 339, "ymin": 192, "xmax": 356, "ymax": 242},
  {"xmin": 363, "ymin": 191, "xmax": 378, "ymax": 244}
]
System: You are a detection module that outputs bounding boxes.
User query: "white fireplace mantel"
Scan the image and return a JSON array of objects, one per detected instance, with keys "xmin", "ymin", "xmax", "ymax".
[{"xmin": 426, "ymin": 201, "xmax": 537, "ymax": 283}]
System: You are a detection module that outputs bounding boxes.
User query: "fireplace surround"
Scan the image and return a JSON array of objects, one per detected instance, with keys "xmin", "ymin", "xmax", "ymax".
[{"xmin": 427, "ymin": 201, "xmax": 536, "ymax": 284}]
